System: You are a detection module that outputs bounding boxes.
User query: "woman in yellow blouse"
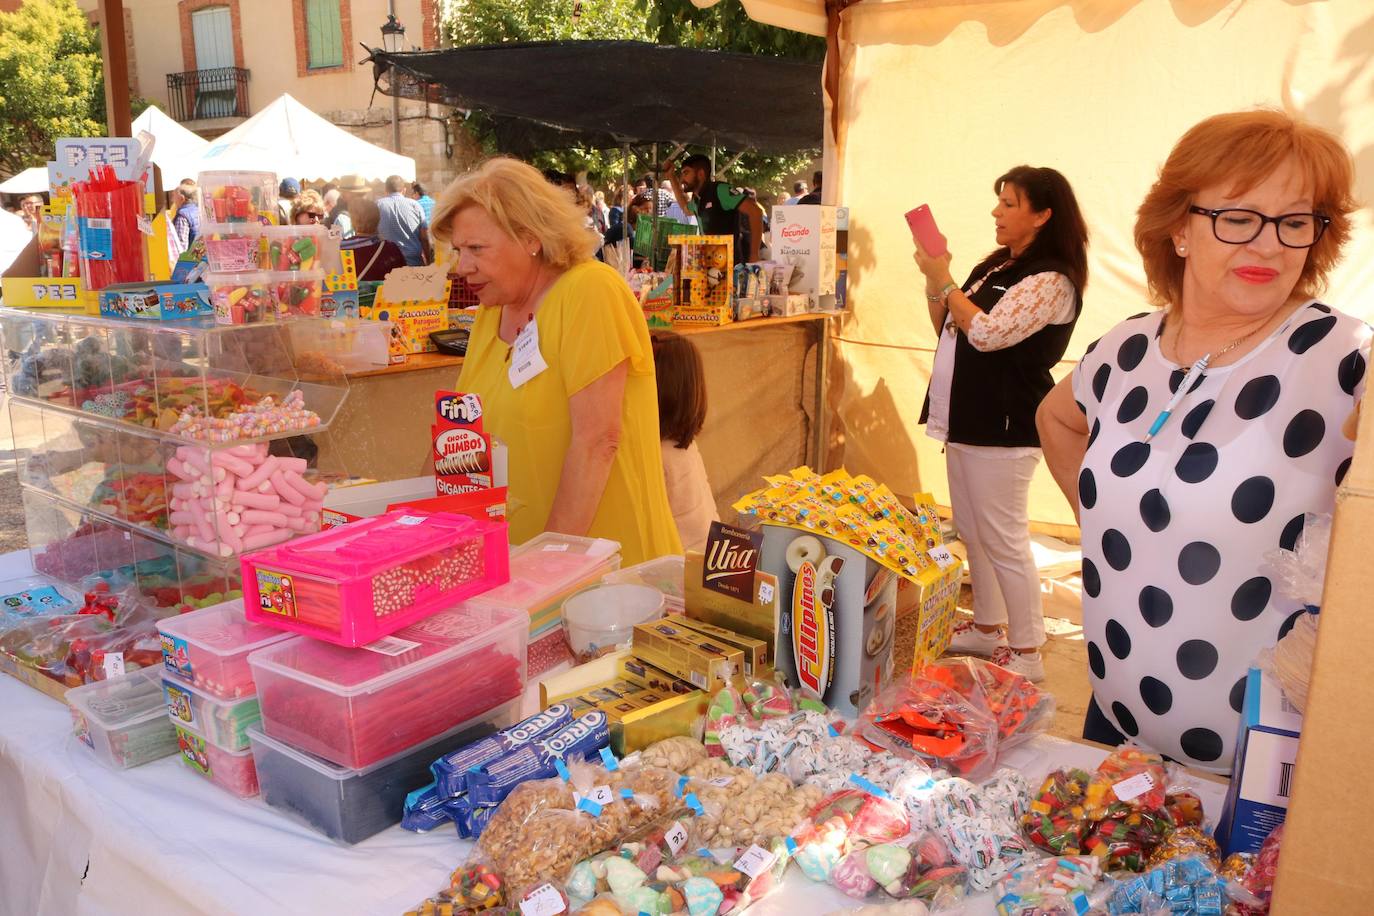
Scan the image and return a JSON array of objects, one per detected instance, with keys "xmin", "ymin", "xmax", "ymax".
[{"xmin": 434, "ymin": 158, "xmax": 682, "ymax": 565}]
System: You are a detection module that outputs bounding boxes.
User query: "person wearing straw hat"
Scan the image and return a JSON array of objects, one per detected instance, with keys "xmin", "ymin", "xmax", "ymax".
[{"xmin": 327, "ymin": 174, "xmax": 372, "ymax": 238}]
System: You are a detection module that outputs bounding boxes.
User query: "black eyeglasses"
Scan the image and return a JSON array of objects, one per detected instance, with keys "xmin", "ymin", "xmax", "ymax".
[{"xmin": 1188, "ymin": 205, "xmax": 1330, "ymax": 249}]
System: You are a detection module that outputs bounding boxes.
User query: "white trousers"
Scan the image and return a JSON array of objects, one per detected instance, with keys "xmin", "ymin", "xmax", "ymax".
[{"xmin": 945, "ymin": 444, "xmax": 1046, "ymax": 650}]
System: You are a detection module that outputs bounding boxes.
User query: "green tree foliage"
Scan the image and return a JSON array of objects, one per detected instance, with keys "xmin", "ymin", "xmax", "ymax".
[
  {"xmin": 442, "ymin": 0, "xmax": 821, "ymax": 196},
  {"xmin": 0, "ymin": 0, "xmax": 105, "ymax": 176}
]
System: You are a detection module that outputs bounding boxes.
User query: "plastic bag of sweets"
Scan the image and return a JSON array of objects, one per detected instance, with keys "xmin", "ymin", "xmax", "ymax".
[
  {"xmin": 925, "ymin": 657, "xmax": 1056, "ymax": 754},
  {"xmin": 994, "ymin": 855, "xmax": 1104, "ymax": 916},
  {"xmin": 1106, "ymin": 855, "xmax": 1264, "ymax": 916},
  {"xmin": 683, "ymin": 770, "xmax": 823, "ymax": 851},
  {"xmin": 1083, "ymin": 748, "xmax": 1167, "ymax": 819},
  {"xmin": 920, "ymin": 772, "xmax": 1037, "ymax": 893},
  {"xmin": 858, "ymin": 672, "xmax": 1001, "ymax": 781}
]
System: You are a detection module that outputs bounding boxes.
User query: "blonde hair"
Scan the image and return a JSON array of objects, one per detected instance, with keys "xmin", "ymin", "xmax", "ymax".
[
  {"xmin": 432, "ymin": 157, "xmax": 598, "ymax": 270},
  {"xmin": 1135, "ymin": 109, "xmax": 1355, "ymax": 307}
]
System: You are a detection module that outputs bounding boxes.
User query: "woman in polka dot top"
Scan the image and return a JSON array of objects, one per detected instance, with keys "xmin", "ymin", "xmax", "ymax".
[{"xmin": 1037, "ymin": 110, "xmax": 1370, "ymax": 774}]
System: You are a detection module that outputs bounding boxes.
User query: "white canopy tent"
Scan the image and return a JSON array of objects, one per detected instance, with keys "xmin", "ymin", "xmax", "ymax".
[
  {"xmin": 193, "ymin": 93, "xmax": 416, "ymax": 182},
  {"xmin": 131, "ymin": 105, "xmax": 211, "ymax": 187},
  {"xmin": 0, "ymin": 168, "xmax": 48, "ymax": 195}
]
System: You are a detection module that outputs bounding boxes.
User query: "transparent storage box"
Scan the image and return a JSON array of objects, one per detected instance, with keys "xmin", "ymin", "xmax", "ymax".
[
  {"xmin": 67, "ymin": 667, "xmax": 178, "ymax": 768},
  {"xmin": 162, "ymin": 676, "xmax": 261, "ymax": 751},
  {"xmin": 248, "ymin": 603, "xmax": 528, "ymax": 769},
  {"xmin": 602, "ymin": 554, "xmax": 686, "ymax": 612},
  {"xmin": 174, "ymin": 719, "xmax": 259, "ymax": 797},
  {"xmin": 247, "ymin": 704, "xmax": 508, "ymax": 844},
  {"xmin": 468, "ymin": 532, "xmax": 621, "ymax": 640},
  {"xmin": 22, "ymin": 487, "xmax": 243, "ymax": 611},
  {"xmin": 198, "ymin": 170, "xmax": 278, "ymax": 225},
  {"xmin": 158, "ymin": 600, "xmax": 293, "ymax": 699},
  {"xmin": 240, "ymin": 509, "xmax": 510, "ymax": 647}
]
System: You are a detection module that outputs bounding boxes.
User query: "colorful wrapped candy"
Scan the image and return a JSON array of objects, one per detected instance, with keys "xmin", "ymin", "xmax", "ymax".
[
  {"xmin": 207, "ymin": 271, "xmax": 275, "ymax": 325},
  {"xmin": 1106, "ymin": 855, "xmax": 1260, "ymax": 915},
  {"xmin": 202, "ymin": 222, "xmax": 265, "ymax": 271},
  {"xmin": 994, "ymin": 855, "xmax": 1103, "ymax": 916},
  {"xmin": 199, "ymin": 171, "xmax": 277, "ymax": 224}
]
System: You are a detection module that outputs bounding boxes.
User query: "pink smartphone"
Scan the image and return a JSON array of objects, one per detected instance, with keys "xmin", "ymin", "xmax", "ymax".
[{"xmin": 905, "ymin": 204, "xmax": 948, "ymax": 258}]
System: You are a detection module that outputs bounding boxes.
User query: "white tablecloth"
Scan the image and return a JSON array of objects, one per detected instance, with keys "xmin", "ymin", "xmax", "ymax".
[{"xmin": 0, "ymin": 548, "xmax": 1229, "ymax": 916}]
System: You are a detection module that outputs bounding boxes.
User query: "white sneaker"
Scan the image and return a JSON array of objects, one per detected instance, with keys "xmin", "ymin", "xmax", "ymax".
[
  {"xmin": 945, "ymin": 619, "xmax": 1009, "ymax": 656},
  {"xmin": 991, "ymin": 646, "xmax": 1046, "ymax": 683}
]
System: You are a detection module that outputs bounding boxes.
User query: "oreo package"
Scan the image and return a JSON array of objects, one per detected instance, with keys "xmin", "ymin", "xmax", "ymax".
[
  {"xmin": 431, "ymin": 703, "xmax": 574, "ymax": 796},
  {"xmin": 468, "ymin": 710, "xmax": 611, "ymax": 806},
  {"xmin": 401, "ymin": 782, "xmax": 452, "ymax": 833},
  {"xmin": 446, "ymin": 795, "xmax": 500, "ymax": 838}
]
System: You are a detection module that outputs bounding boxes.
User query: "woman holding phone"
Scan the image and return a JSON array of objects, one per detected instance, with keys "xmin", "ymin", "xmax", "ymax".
[{"xmin": 912, "ymin": 166, "xmax": 1089, "ymax": 681}]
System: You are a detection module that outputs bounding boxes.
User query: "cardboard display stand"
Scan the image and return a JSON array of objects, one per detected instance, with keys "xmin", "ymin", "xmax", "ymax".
[{"xmin": 1271, "ymin": 405, "xmax": 1374, "ymax": 909}]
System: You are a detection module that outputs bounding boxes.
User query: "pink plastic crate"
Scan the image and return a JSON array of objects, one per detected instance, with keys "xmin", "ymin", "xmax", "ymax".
[
  {"xmin": 174, "ymin": 721, "xmax": 259, "ymax": 797},
  {"xmin": 247, "ymin": 603, "xmax": 527, "ymax": 769},
  {"xmin": 240, "ymin": 509, "xmax": 509, "ymax": 647},
  {"xmin": 158, "ymin": 600, "xmax": 293, "ymax": 700}
]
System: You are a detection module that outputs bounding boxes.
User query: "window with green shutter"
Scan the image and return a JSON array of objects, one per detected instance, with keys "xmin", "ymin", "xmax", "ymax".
[{"xmin": 305, "ymin": 0, "xmax": 343, "ymax": 69}]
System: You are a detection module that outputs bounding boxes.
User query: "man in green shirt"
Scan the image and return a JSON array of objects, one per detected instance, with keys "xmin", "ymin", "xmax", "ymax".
[{"xmin": 667, "ymin": 153, "xmax": 764, "ymax": 263}]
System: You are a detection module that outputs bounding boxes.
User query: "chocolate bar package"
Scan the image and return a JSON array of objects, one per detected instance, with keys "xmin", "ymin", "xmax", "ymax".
[{"xmin": 433, "ymin": 391, "xmax": 494, "ymax": 495}]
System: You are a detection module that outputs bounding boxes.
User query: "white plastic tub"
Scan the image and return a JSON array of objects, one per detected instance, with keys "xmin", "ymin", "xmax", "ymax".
[{"xmin": 562, "ymin": 584, "xmax": 666, "ymax": 663}]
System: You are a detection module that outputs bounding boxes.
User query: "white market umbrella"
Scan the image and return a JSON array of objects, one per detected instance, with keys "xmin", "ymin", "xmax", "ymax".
[
  {"xmin": 132, "ymin": 105, "xmax": 212, "ymax": 186},
  {"xmin": 0, "ymin": 208, "xmax": 33, "ymax": 275},
  {"xmin": 193, "ymin": 93, "xmax": 415, "ymax": 182},
  {"xmin": 0, "ymin": 168, "xmax": 49, "ymax": 195}
]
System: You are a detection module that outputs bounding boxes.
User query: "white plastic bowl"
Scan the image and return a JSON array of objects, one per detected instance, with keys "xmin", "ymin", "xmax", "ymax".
[{"xmin": 562, "ymin": 584, "xmax": 666, "ymax": 663}]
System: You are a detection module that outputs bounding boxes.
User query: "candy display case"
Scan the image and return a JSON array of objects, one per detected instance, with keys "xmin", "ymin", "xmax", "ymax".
[
  {"xmin": 67, "ymin": 667, "xmax": 179, "ymax": 769},
  {"xmin": 157, "ymin": 600, "xmax": 293, "ymax": 700},
  {"xmin": 3, "ymin": 308, "xmax": 354, "ymax": 599},
  {"xmin": 174, "ymin": 719, "xmax": 260, "ymax": 797}
]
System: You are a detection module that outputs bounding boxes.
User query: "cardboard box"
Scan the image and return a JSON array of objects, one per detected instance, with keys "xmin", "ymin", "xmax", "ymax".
[
  {"xmin": 909, "ymin": 559, "xmax": 963, "ymax": 671},
  {"xmin": 0, "ymin": 276, "xmax": 96, "ymax": 311},
  {"xmin": 1217, "ymin": 668, "xmax": 1301, "ymax": 857},
  {"xmin": 98, "ymin": 282, "xmax": 213, "ymax": 320},
  {"xmin": 1272, "ymin": 404, "xmax": 1374, "ymax": 911},
  {"xmin": 769, "ymin": 205, "xmax": 837, "ymax": 295},
  {"xmin": 672, "ymin": 304, "xmax": 733, "ymax": 327},
  {"xmin": 684, "ymin": 551, "xmax": 779, "ymax": 648},
  {"xmin": 668, "ymin": 614, "xmax": 769, "ymax": 677},
  {"xmin": 611, "ymin": 689, "xmax": 707, "ymax": 755},
  {"xmin": 368, "ymin": 299, "xmax": 449, "ymax": 353},
  {"xmin": 619, "ymin": 653, "xmax": 707, "ymax": 695},
  {"xmin": 670, "ymin": 235, "xmax": 733, "ymax": 310},
  {"xmin": 761, "ymin": 524, "xmax": 899, "ymax": 717},
  {"xmin": 766, "ymin": 293, "xmax": 810, "ymax": 317},
  {"xmin": 632, "ymin": 618, "xmax": 743, "ymax": 693}
]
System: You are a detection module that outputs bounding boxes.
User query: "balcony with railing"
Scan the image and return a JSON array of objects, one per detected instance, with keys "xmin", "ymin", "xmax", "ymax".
[{"xmin": 166, "ymin": 67, "xmax": 251, "ymax": 124}]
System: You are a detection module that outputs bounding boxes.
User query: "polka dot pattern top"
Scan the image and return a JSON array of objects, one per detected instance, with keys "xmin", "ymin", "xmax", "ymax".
[{"xmin": 1071, "ymin": 301, "xmax": 1371, "ymax": 772}]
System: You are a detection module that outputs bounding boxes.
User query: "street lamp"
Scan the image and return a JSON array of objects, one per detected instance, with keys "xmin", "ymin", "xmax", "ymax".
[
  {"xmin": 381, "ymin": 14, "xmax": 406, "ymax": 152},
  {"xmin": 381, "ymin": 14, "xmax": 406, "ymax": 53}
]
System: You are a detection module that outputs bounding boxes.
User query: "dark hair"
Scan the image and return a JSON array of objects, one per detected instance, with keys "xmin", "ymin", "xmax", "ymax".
[
  {"xmin": 412, "ymin": 181, "xmax": 427, "ymax": 197},
  {"xmin": 636, "ymin": 174, "xmax": 654, "ymax": 188},
  {"xmin": 651, "ymin": 331, "xmax": 708, "ymax": 449},
  {"xmin": 812, "ymin": 170, "xmax": 823, "ymax": 186},
  {"xmin": 681, "ymin": 153, "xmax": 712, "ymax": 174},
  {"xmin": 792, "ymin": 181, "xmax": 806, "ymax": 194},
  {"xmin": 968, "ymin": 165, "xmax": 1089, "ymax": 293}
]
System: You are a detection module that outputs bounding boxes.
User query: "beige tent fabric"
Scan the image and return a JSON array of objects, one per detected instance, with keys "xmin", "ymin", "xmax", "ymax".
[{"xmin": 820, "ymin": 0, "xmax": 1374, "ymax": 527}]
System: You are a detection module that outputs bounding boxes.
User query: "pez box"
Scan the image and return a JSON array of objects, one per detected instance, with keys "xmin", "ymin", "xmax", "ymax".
[
  {"xmin": 761, "ymin": 524, "xmax": 898, "ymax": 717},
  {"xmin": 99, "ymin": 282, "xmax": 213, "ymax": 320},
  {"xmin": 1216, "ymin": 667, "xmax": 1303, "ymax": 856}
]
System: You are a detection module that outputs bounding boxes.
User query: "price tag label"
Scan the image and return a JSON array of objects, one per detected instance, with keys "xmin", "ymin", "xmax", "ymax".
[
  {"xmin": 664, "ymin": 821, "xmax": 689, "ymax": 856},
  {"xmin": 519, "ymin": 883, "xmax": 566, "ymax": 916},
  {"xmin": 1113, "ymin": 771, "xmax": 1156, "ymax": 803},
  {"xmin": 733, "ymin": 845, "xmax": 776, "ymax": 879},
  {"xmin": 758, "ymin": 581, "xmax": 775, "ymax": 605},
  {"xmin": 101, "ymin": 652, "xmax": 126, "ymax": 679},
  {"xmin": 928, "ymin": 545, "xmax": 957, "ymax": 570},
  {"xmin": 395, "ymin": 516, "xmax": 427, "ymax": 526},
  {"xmin": 575, "ymin": 785, "xmax": 615, "ymax": 807},
  {"xmin": 707, "ymin": 776, "xmax": 735, "ymax": 788}
]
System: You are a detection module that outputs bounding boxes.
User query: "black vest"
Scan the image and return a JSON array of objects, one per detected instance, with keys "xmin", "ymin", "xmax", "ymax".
[{"xmin": 919, "ymin": 257, "xmax": 1083, "ymax": 447}]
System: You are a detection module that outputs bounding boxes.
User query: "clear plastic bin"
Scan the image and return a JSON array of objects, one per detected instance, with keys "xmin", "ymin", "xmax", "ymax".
[
  {"xmin": 465, "ymin": 532, "xmax": 620, "ymax": 675},
  {"xmin": 162, "ymin": 676, "xmax": 261, "ymax": 751},
  {"xmin": 247, "ymin": 702, "xmax": 508, "ymax": 844},
  {"xmin": 240, "ymin": 509, "xmax": 510, "ymax": 647},
  {"xmin": 198, "ymin": 170, "xmax": 278, "ymax": 225},
  {"xmin": 0, "ymin": 309, "xmax": 349, "ymax": 441},
  {"xmin": 261, "ymin": 225, "xmax": 328, "ymax": 272},
  {"xmin": 270, "ymin": 269, "xmax": 324, "ymax": 319},
  {"xmin": 248, "ymin": 603, "xmax": 527, "ymax": 769},
  {"xmin": 67, "ymin": 667, "xmax": 178, "ymax": 768},
  {"xmin": 284, "ymin": 318, "xmax": 392, "ymax": 377},
  {"xmin": 206, "ymin": 271, "xmax": 275, "ymax": 325},
  {"xmin": 201, "ymin": 222, "xmax": 266, "ymax": 272},
  {"xmin": 602, "ymin": 554, "xmax": 686, "ymax": 612},
  {"xmin": 174, "ymin": 720, "xmax": 259, "ymax": 797},
  {"xmin": 157, "ymin": 600, "xmax": 293, "ymax": 699}
]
